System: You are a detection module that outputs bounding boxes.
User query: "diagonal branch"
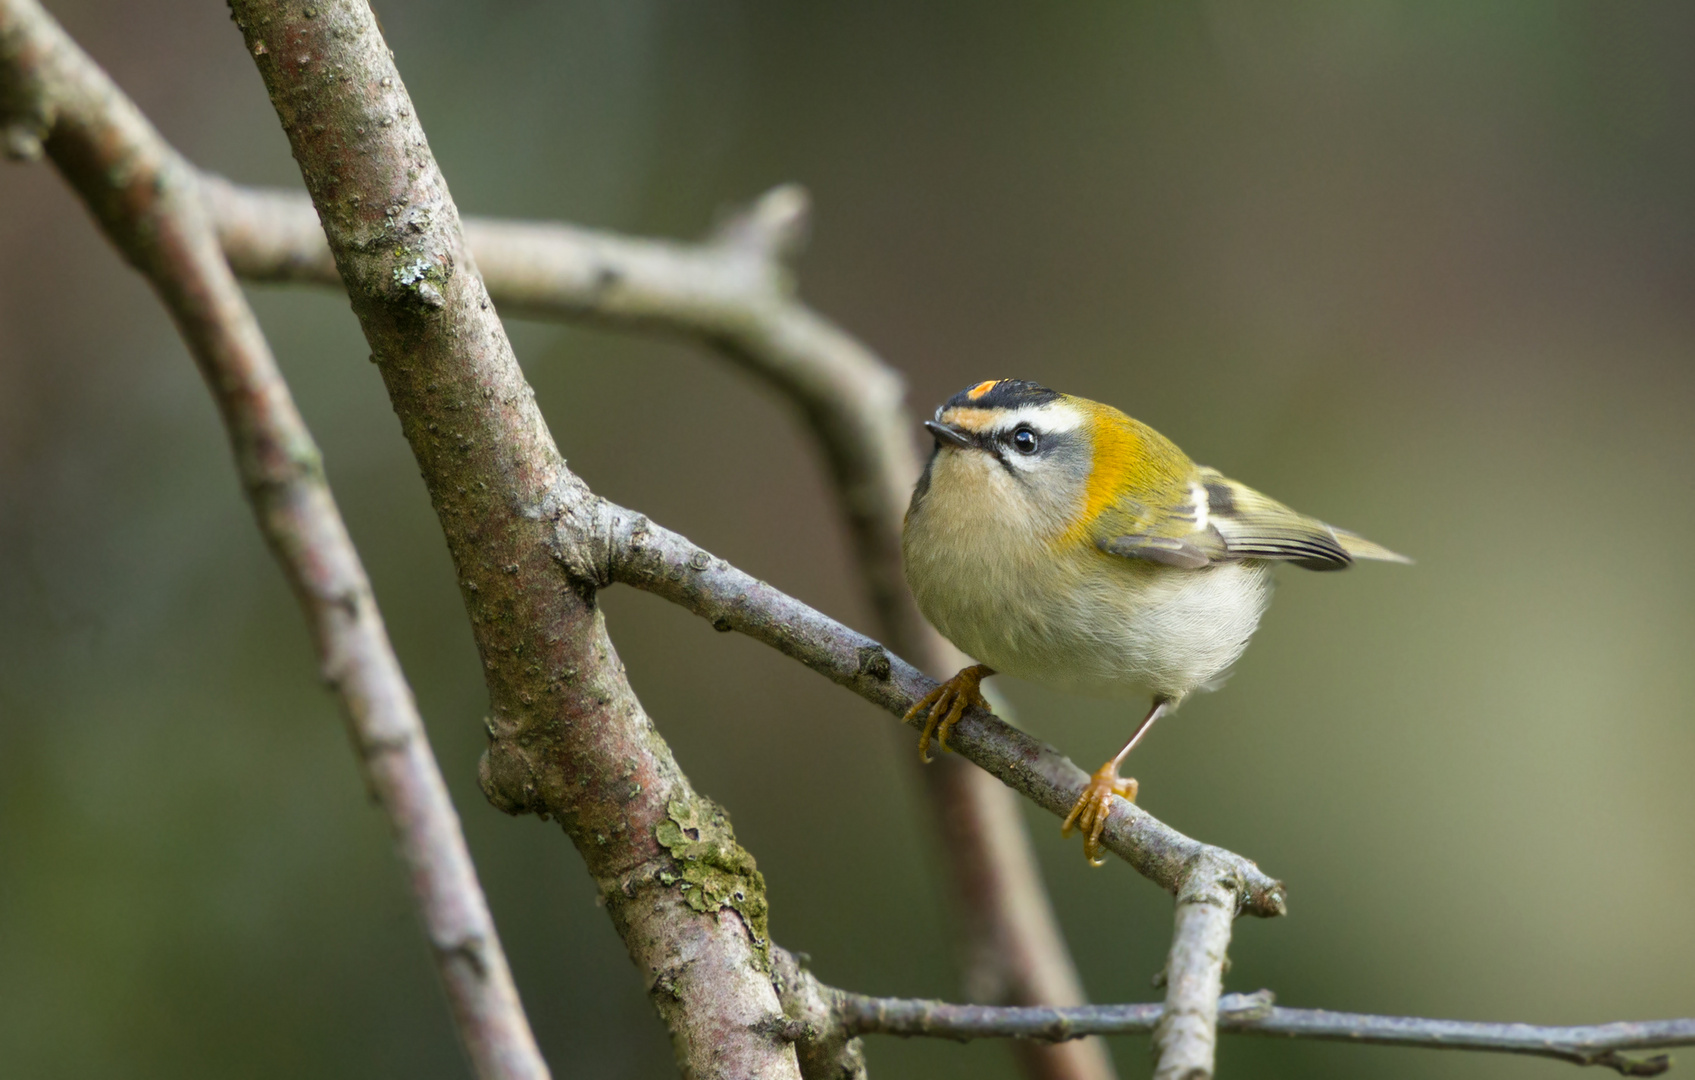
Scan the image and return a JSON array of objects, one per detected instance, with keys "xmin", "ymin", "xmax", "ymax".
[
  {"xmin": 828, "ymin": 989, "xmax": 1694, "ymax": 1077},
  {"xmin": 13, "ymin": 10, "xmax": 1687, "ymax": 1080},
  {"xmin": 0, "ymin": 3, "xmax": 547, "ymax": 1077},
  {"xmin": 585, "ymin": 494, "xmax": 1273, "ymax": 1076},
  {"xmin": 202, "ymin": 176, "xmax": 918, "ymax": 639},
  {"xmin": 575, "ymin": 502, "xmax": 1286, "ymax": 918},
  {"xmin": 222, "ymin": 2, "xmax": 807, "ymax": 1076},
  {"xmin": 205, "ymin": 171, "xmax": 1118, "ymax": 1080}
]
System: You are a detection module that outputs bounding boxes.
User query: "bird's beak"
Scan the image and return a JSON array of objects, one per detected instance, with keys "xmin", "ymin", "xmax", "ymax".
[{"xmin": 924, "ymin": 420, "xmax": 973, "ymax": 449}]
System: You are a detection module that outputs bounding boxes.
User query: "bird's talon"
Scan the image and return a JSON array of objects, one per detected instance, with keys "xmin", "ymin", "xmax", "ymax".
[
  {"xmin": 1063, "ymin": 763, "xmax": 1139, "ymax": 866},
  {"xmin": 908, "ymin": 665, "xmax": 994, "ymax": 762},
  {"xmin": 937, "ymin": 694, "xmax": 968, "ymax": 753}
]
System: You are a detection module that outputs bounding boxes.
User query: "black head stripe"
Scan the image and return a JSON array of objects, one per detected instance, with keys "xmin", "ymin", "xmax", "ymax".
[{"xmin": 942, "ymin": 379, "xmax": 1061, "ymax": 412}]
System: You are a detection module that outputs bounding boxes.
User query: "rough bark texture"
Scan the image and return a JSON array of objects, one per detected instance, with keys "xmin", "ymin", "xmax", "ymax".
[
  {"xmin": 223, "ymin": 3, "xmax": 798, "ymax": 1076},
  {"xmin": 772, "ymin": 949, "xmax": 871, "ymax": 1080},
  {"xmin": 204, "ymin": 172, "xmax": 1116, "ymax": 1080},
  {"xmin": 0, "ymin": 2, "xmax": 547, "ymax": 1076}
]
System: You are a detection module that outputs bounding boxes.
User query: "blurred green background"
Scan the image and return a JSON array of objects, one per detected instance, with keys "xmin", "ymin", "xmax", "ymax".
[{"xmin": 3, "ymin": 2, "xmax": 1693, "ymax": 1077}]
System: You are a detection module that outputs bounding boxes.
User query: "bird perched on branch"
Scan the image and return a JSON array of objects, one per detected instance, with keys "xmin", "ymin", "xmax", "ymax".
[{"xmin": 902, "ymin": 379, "xmax": 1406, "ymax": 864}]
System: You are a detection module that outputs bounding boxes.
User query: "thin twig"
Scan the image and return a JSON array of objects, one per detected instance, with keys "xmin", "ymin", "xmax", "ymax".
[
  {"xmin": 1152, "ymin": 881, "xmax": 1235, "ymax": 1079},
  {"xmin": 583, "ymin": 503, "xmax": 1286, "ymax": 917},
  {"xmin": 831, "ymin": 990, "xmax": 1693, "ymax": 1076},
  {"xmin": 205, "ymin": 171, "xmax": 1118, "ymax": 1080},
  {"xmin": 223, "ymin": 2, "xmax": 802, "ymax": 1076},
  {"xmin": 0, "ymin": 3, "xmax": 547, "ymax": 1077}
]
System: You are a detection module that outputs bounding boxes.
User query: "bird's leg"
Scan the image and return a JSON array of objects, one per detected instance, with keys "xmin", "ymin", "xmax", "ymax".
[
  {"xmin": 1062, "ymin": 697, "xmax": 1170, "ymax": 866},
  {"xmin": 905, "ymin": 664, "xmax": 996, "ymax": 763}
]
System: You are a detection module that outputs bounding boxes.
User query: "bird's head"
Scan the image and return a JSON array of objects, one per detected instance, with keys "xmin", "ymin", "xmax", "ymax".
[
  {"xmin": 912, "ymin": 379, "xmax": 1098, "ymax": 538},
  {"xmin": 910, "ymin": 379, "xmax": 1193, "ymax": 545}
]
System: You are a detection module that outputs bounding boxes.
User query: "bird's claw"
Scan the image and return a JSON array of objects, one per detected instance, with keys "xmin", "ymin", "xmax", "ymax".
[
  {"xmin": 1061, "ymin": 764, "xmax": 1139, "ymax": 866},
  {"xmin": 905, "ymin": 664, "xmax": 994, "ymax": 763}
]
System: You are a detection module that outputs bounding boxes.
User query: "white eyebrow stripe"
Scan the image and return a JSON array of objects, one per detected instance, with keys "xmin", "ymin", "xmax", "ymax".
[
  {"xmin": 986, "ymin": 403, "xmax": 1085, "ymax": 434},
  {"xmin": 1190, "ymin": 481, "xmax": 1210, "ymax": 531}
]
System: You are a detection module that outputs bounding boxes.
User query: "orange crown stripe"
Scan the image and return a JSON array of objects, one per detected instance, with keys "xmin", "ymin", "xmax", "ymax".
[{"xmin": 966, "ymin": 380, "xmax": 1001, "ymax": 400}]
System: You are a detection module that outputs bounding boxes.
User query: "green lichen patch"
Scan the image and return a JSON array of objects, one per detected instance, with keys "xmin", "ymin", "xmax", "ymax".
[
  {"xmin": 392, "ymin": 250, "xmax": 450, "ymax": 307},
  {"xmin": 655, "ymin": 796, "xmax": 771, "ymax": 970},
  {"xmin": 393, "ymin": 256, "xmax": 437, "ymax": 286}
]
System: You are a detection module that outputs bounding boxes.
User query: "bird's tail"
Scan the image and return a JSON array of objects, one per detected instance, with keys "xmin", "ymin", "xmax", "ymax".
[{"xmin": 1334, "ymin": 527, "xmax": 1412, "ymax": 564}]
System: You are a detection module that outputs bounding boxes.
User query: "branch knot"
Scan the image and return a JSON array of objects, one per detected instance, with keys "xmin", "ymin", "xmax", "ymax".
[{"xmin": 712, "ymin": 183, "xmax": 811, "ymax": 264}]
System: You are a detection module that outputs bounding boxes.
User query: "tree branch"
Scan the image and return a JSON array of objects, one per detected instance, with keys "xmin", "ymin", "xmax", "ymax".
[
  {"xmin": 926, "ymin": 736, "xmax": 1116, "ymax": 1080},
  {"xmin": 589, "ymin": 492, "xmax": 1277, "ymax": 1074},
  {"xmin": 222, "ymin": 3, "xmax": 804, "ymax": 1076},
  {"xmin": 0, "ymin": 3, "xmax": 547, "ymax": 1077},
  {"xmin": 18, "ymin": 12, "xmax": 1667, "ymax": 1080},
  {"xmin": 578, "ymin": 503, "xmax": 1286, "ymax": 917},
  {"xmin": 831, "ymin": 989, "xmax": 1694, "ymax": 1077},
  {"xmin": 12, "ymin": 7, "xmax": 1282, "ymax": 1076},
  {"xmin": 772, "ymin": 948, "xmax": 871, "ymax": 1080},
  {"xmin": 204, "ymin": 169, "xmax": 1117, "ymax": 1079},
  {"xmin": 202, "ymin": 176, "xmax": 918, "ymax": 637},
  {"xmin": 1152, "ymin": 880, "xmax": 1235, "ymax": 1079}
]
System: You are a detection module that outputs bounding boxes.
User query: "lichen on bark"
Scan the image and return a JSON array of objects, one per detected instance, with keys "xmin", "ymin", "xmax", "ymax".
[
  {"xmin": 224, "ymin": 2, "xmax": 804, "ymax": 1075},
  {"xmin": 655, "ymin": 796, "xmax": 771, "ymax": 971}
]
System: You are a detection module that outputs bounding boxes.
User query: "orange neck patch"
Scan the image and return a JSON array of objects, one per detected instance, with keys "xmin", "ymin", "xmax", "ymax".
[{"xmin": 1059, "ymin": 404, "xmax": 1193, "ymax": 545}]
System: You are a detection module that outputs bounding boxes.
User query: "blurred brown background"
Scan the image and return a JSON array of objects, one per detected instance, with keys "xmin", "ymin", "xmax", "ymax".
[{"xmin": 2, "ymin": 2, "xmax": 1693, "ymax": 1077}]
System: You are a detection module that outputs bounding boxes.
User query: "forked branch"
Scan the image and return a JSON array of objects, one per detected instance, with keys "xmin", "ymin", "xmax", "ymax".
[
  {"xmin": 588, "ymin": 499, "xmax": 1268, "ymax": 1078},
  {"xmin": 196, "ymin": 116, "xmax": 1285, "ymax": 908},
  {"xmin": 202, "ymin": 175, "xmax": 920, "ymax": 643}
]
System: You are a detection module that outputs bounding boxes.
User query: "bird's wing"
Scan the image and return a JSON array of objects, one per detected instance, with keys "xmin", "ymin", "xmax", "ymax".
[
  {"xmin": 1088, "ymin": 473, "xmax": 1228, "ymax": 570},
  {"xmin": 1093, "ymin": 469, "xmax": 1409, "ymax": 572}
]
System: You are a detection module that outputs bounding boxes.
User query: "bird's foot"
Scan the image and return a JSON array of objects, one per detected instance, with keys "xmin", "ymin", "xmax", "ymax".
[
  {"xmin": 1061, "ymin": 763, "xmax": 1139, "ymax": 867},
  {"xmin": 905, "ymin": 664, "xmax": 994, "ymax": 763}
]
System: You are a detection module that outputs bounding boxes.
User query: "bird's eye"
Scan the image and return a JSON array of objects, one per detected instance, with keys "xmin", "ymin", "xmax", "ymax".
[{"xmin": 1010, "ymin": 427, "xmax": 1039, "ymax": 455}]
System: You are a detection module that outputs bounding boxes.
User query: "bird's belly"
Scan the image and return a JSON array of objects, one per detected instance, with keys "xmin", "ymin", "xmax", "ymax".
[{"xmin": 915, "ymin": 552, "xmax": 1273, "ymax": 701}]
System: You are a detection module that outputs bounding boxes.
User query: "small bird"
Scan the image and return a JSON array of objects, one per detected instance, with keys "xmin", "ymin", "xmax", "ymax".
[{"xmin": 902, "ymin": 379, "xmax": 1406, "ymax": 864}]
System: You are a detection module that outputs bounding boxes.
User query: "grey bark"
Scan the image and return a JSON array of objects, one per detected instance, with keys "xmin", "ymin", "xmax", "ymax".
[
  {"xmin": 831, "ymin": 990, "xmax": 1690, "ymax": 1075},
  {"xmin": 1151, "ymin": 883, "xmax": 1235, "ymax": 1080},
  {"xmin": 589, "ymin": 505, "xmax": 1286, "ymax": 915}
]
